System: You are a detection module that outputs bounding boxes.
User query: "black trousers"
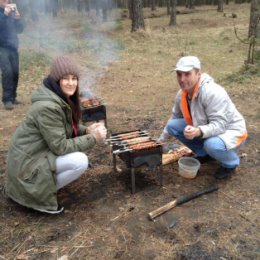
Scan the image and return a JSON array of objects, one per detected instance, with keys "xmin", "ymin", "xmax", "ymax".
[{"xmin": 0, "ymin": 46, "xmax": 19, "ymax": 104}]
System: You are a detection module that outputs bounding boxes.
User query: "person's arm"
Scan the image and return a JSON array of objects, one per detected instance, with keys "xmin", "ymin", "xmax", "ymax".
[
  {"xmin": 35, "ymin": 105, "xmax": 97, "ymax": 155},
  {"xmin": 199, "ymin": 86, "xmax": 230, "ymax": 138},
  {"xmin": 158, "ymin": 91, "xmax": 183, "ymax": 142},
  {"xmin": 77, "ymin": 124, "xmax": 88, "ymax": 136}
]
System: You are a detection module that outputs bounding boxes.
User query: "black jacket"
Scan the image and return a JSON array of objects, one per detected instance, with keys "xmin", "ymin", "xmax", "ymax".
[{"xmin": 0, "ymin": 6, "xmax": 24, "ymax": 50}]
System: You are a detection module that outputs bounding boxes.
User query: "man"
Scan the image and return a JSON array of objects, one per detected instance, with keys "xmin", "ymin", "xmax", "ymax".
[
  {"xmin": 0, "ymin": 0, "xmax": 24, "ymax": 110},
  {"xmin": 159, "ymin": 56, "xmax": 247, "ymax": 179}
]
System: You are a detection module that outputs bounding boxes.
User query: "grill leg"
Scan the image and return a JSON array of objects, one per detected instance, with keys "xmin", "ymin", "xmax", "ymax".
[
  {"xmin": 113, "ymin": 154, "xmax": 117, "ymax": 172},
  {"xmin": 159, "ymin": 164, "xmax": 163, "ymax": 186},
  {"xmin": 131, "ymin": 167, "xmax": 135, "ymax": 194}
]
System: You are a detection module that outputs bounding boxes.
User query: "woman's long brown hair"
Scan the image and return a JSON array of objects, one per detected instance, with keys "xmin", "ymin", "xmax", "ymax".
[{"xmin": 66, "ymin": 84, "xmax": 82, "ymax": 124}]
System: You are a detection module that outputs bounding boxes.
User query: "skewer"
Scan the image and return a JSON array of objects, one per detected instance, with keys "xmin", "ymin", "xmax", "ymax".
[
  {"xmin": 113, "ymin": 148, "xmax": 133, "ymax": 154},
  {"xmin": 109, "ymin": 137, "xmax": 154, "ymax": 146},
  {"xmin": 105, "ymin": 132, "xmax": 148, "ymax": 142},
  {"xmin": 114, "ymin": 130, "xmax": 148, "ymax": 137},
  {"xmin": 112, "ymin": 141, "xmax": 163, "ymax": 154}
]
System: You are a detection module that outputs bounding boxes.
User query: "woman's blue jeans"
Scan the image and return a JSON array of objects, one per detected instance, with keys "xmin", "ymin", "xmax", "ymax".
[{"xmin": 166, "ymin": 118, "xmax": 243, "ymax": 168}]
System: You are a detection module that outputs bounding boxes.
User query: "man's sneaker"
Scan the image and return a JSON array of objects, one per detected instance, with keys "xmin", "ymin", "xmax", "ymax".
[
  {"xmin": 214, "ymin": 166, "xmax": 236, "ymax": 179},
  {"xmin": 33, "ymin": 205, "xmax": 64, "ymax": 214},
  {"xmin": 13, "ymin": 99, "xmax": 23, "ymax": 105},
  {"xmin": 194, "ymin": 155, "xmax": 216, "ymax": 164},
  {"xmin": 4, "ymin": 101, "xmax": 14, "ymax": 110}
]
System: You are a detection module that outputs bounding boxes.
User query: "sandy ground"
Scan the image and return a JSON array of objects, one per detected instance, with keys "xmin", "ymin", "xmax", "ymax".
[{"xmin": 0, "ymin": 3, "xmax": 259, "ymax": 260}]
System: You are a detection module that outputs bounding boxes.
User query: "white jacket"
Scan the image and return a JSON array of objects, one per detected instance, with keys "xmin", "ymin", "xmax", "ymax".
[{"xmin": 160, "ymin": 73, "xmax": 247, "ymax": 150}]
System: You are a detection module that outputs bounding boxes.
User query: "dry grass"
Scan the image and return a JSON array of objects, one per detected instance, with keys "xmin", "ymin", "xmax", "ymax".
[{"xmin": 0, "ymin": 3, "xmax": 259, "ymax": 260}]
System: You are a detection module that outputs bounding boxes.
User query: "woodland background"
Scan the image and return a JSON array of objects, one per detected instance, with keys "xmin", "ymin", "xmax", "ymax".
[{"xmin": 0, "ymin": 1, "xmax": 260, "ymax": 260}]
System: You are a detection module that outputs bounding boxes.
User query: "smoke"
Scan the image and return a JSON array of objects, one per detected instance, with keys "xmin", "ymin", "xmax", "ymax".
[{"xmin": 20, "ymin": 8, "xmax": 121, "ymax": 95}]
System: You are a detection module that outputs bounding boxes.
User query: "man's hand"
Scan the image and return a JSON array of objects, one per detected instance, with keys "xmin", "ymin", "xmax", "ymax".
[
  {"xmin": 4, "ymin": 4, "xmax": 20, "ymax": 19},
  {"xmin": 184, "ymin": 125, "xmax": 202, "ymax": 140}
]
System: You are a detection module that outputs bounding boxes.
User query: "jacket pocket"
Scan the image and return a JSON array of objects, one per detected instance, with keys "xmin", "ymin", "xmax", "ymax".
[
  {"xmin": 19, "ymin": 154, "xmax": 48, "ymax": 184},
  {"xmin": 22, "ymin": 167, "xmax": 39, "ymax": 184}
]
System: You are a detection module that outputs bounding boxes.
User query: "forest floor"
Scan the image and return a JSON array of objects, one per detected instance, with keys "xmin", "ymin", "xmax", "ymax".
[{"xmin": 0, "ymin": 3, "xmax": 259, "ymax": 260}]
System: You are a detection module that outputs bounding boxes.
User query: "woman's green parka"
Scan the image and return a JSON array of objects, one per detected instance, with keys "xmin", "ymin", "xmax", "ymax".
[{"xmin": 5, "ymin": 85, "xmax": 96, "ymax": 211}]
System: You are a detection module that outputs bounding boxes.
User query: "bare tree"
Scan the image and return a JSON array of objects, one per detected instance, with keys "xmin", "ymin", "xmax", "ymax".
[
  {"xmin": 169, "ymin": 0, "xmax": 177, "ymax": 26},
  {"xmin": 248, "ymin": 0, "xmax": 260, "ymax": 38},
  {"xmin": 101, "ymin": 0, "xmax": 108, "ymax": 22},
  {"xmin": 246, "ymin": 0, "xmax": 260, "ymax": 64},
  {"xmin": 129, "ymin": 0, "xmax": 145, "ymax": 32},
  {"xmin": 167, "ymin": 0, "xmax": 170, "ymax": 15},
  {"xmin": 151, "ymin": 0, "xmax": 156, "ymax": 11},
  {"xmin": 217, "ymin": 0, "xmax": 224, "ymax": 12},
  {"xmin": 186, "ymin": 0, "xmax": 195, "ymax": 9}
]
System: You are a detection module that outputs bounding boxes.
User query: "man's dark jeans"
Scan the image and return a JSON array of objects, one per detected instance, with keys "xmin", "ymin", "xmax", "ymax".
[{"xmin": 0, "ymin": 47, "xmax": 19, "ymax": 104}]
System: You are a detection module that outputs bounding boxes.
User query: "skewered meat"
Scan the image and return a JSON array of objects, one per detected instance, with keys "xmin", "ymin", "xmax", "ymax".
[
  {"xmin": 111, "ymin": 132, "xmax": 148, "ymax": 141},
  {"xmin": 80, "ymin": 97, "xmax": 101, "ymax": 108},
  {"xmin": 114, "ymin": 130, "xmax": 146, "ymax": 138},
  {"xmin": 129, "ymin": 141, "xmax": 161, "ymax": 150},
  {"xmin": 123, "ymin": 136, "xmax": 151, "ymax": 145}
]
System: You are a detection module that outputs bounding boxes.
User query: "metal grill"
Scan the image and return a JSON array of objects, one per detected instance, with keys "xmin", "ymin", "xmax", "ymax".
[{"xmin": 107, "ymin": 130, "xmax": 163, "ymax": 193}]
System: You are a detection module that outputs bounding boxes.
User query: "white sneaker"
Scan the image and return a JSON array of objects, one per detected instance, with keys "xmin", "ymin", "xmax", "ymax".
[{"xmin": 33, "ymin": 205, "xmax": 64, "ymax": 214}]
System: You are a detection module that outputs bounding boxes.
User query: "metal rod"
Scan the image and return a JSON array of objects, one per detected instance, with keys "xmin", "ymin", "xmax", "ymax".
[
  {"xmin": 131, "ymin": 168, "xmax": 135, "ymax": 194},
  {"xmin": 113, "ymin": 148, "xmax": 133, "ymax": 155},
  {"xmin": 105, "ymin": 132, "xmax": 149, "ymax": 142}
]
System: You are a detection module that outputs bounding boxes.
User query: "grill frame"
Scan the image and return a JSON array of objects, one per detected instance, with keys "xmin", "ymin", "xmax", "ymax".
[
  {"xmin": 111, "ymin": 130, "xmax": 163, "ymax": 193},
  {"xmin": 81, "ymin": 104, "xmax": 107, "ymax": 127}
]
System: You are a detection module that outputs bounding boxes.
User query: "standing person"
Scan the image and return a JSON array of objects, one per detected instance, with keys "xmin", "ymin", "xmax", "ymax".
[
  {"xmin": 0, "ymin": 0, "xmax": 24, "ymax": 110},
  {"xmin": 5, "ymin": 56, "xmax": 107, "ymax": 214},
  {"xmin": 158, "ymin": 56, "xmax": 247, "ymax": 179}
]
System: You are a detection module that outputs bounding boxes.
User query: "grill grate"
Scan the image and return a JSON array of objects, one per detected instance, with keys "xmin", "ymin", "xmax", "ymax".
[{"xmin": 110, "ymin": 130, "xmax": 163, "ymax": 193}]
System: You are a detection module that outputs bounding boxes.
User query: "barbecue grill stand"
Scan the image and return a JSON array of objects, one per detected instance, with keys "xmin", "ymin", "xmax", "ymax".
[
  {"xmin": 112, "ymin": 150, "xmax": 163, "ymax": 194},
  {"xmin": 81, "ymin": 104, "xmax": 107, "ymax": 127}
]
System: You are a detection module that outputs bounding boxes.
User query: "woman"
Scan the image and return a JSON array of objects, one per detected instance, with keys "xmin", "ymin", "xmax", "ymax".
[{"xmin": 5, "ymin": 56, "xmax": 107, "ymax": 214}]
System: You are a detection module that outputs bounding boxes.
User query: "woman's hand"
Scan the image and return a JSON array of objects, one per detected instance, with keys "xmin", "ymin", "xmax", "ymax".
[
  {"xmin": 184, "ymin": 125, "xmax": 202, "ymax": 140},
  {"xmin": 86, "ymin": 123, "xmax": 107, "ymax": 143}
]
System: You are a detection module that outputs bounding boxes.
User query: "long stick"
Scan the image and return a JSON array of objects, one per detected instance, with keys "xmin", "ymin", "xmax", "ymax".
[{"xmin": 148, "ymin": 185, "xmax": 219, "ymax": 221}]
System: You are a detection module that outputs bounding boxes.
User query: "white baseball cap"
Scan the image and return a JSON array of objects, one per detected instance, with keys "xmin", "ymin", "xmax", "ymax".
[{"xmin": 175, "ymin": 56, "xmax": 201, "ymax": 72}]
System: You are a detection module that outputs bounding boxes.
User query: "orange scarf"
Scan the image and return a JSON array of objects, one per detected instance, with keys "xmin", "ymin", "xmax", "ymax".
[{"xmin": 181, "ymin": 80, "xmax": 200, "ymax": 126}]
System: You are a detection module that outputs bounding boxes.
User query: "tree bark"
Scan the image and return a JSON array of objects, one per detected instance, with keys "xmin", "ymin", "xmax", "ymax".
[
  {"xmin": 248, "ymin": 0, "xmax": 260, "ymax": 38},
  {"xmin": 217, "ymin": 0, "xmax": 224, "ymax": 12},
  {"xmin": 52, "ymin": 0, "xmax": 59, "ymax": 17},
  {"xmin": 129, "ymin": 0, "xmax": 145, "ymax": 32},
  {"xmin": 167, "ymin": 0, "xmax": 170, "ymax": 15},
  {"xmin": 169, "ymin": 0, "xmax": 177, "ymax": 26},
  {"xmin": 246, "ymin": 0, "xmax": 260, "ymax": 64},
  {"xmin": 102, "ymin": 0, "xmax": 108, "ymax": 22},
  {"xmin": 151, "ymin": 0, "xmax": 156, "ymax": 11}
]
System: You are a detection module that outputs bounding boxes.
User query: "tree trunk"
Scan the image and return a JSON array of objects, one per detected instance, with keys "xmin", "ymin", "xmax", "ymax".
[
  {"xmin": 248, "ymin": 0, "xmax": 260, "ymax": 38},
  {"xmin": 28, "ymin": 0, "xmax": 39, "ymax": 21},
  {"xmin": 151, "ymin": 0, "xmax": 156, "ymax": 10},
  {"xmin": 95, "ymin": 0, "xmax": 100, "ymax": 16},
  {"xmin": 52, "ymin": 0, "xmax": 59, "ymax": 17},
  {"xmin": 84, "ymin": 0, "xmax": 90, "ymax": 14},
  {"xmin": 246, "ymin": 0, "xmax": 260, "ymax": 64},
  {"xmin": 129, "ymin": 0, "xmax": 145, "ymax": 32},
  {"xmin": 102, "ymin": 0, "xmax": 108, "ymax": 22},
  {"xmin": 167, "ymin": 0, "xmax": 170, "ymax": 15},
  {"xmin": 217, "ymin": 0, "xmax": 223, "ymax": 12},
  {"xmin": 169, "ymin": 0, "xmax": 177, "ymax": 26}
]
